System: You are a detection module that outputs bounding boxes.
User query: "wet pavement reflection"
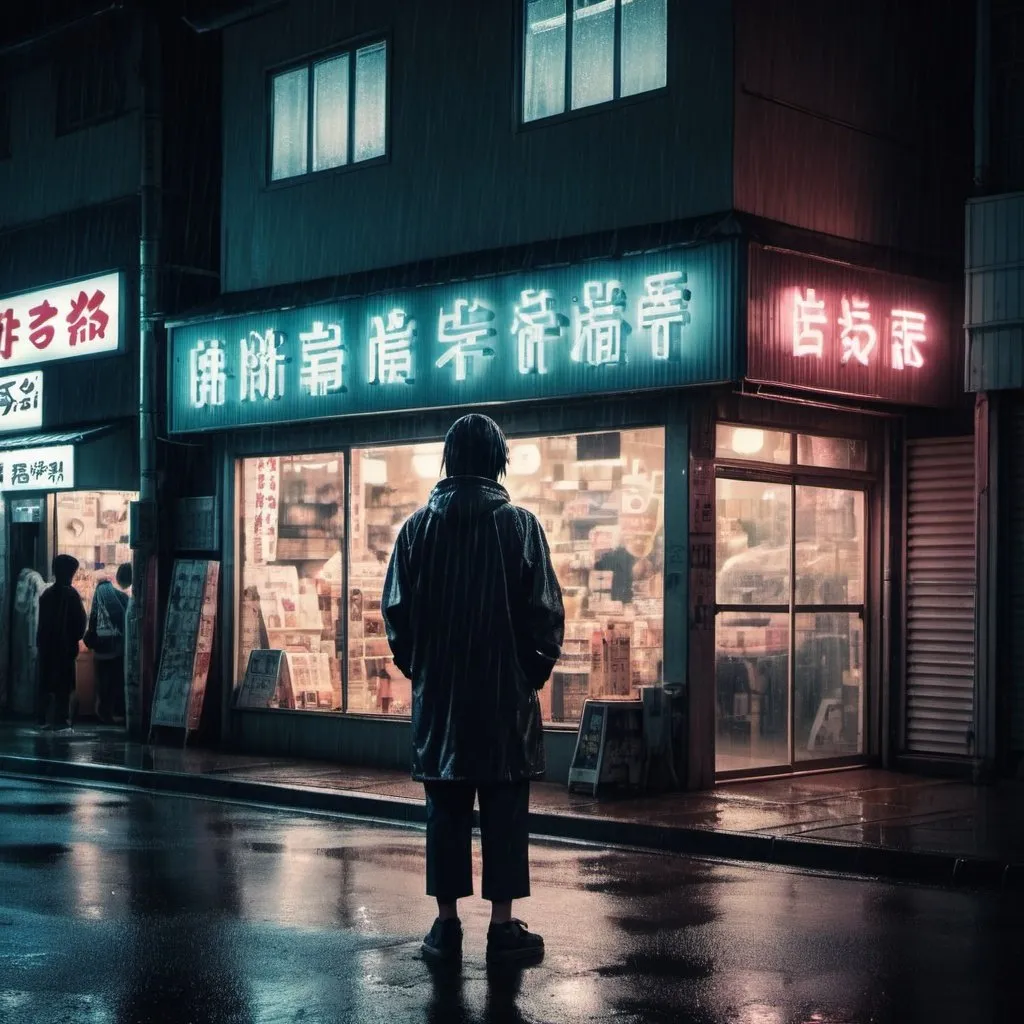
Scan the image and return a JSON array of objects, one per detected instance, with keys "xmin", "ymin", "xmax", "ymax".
[{"xmin": 0, "ymin": 775, "xmax": 1020, "ymax": 1023}]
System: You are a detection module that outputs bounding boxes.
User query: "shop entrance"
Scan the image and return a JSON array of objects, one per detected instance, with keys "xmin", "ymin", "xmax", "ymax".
[
  {"xmin": 714, "ymin": 426, "xmax": 870, "ymax": 777},
  {"xmin": 4, "ymin": 490, "xmax": 136, "ymax": 719}
]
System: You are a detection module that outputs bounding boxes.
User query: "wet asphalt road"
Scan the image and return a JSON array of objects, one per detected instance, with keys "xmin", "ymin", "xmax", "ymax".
[{"xmin": 0, "ymin": 776, "xmax": 1020, "ymax": 1024}]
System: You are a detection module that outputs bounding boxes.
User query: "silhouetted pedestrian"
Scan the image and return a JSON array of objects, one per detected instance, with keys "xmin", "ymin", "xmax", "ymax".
[
  {"xmin": 37, "ymin": 554, "xmax": 87, "ymax": 733},
  {"xmin": 383, "ymin": 414, "xmax": 564, "ymax": 965}
]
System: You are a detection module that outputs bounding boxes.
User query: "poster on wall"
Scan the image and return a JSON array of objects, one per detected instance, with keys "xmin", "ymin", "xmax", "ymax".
[{"xmin": 150, "ymin": 559, "xmax": 220, "ymax": 735}]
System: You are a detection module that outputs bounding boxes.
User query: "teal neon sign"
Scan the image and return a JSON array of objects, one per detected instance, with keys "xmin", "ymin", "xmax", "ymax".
[{"xmin": 168, "ymin": 240, "xmax": 737, "ymax": 433}]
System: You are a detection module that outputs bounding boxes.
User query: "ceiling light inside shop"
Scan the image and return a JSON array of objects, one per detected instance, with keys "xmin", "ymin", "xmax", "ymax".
[
  {"xmin": 731, "ymin": 428, "xmax": 765, "ymax": 456},
  {"xmin": 362, "ymin": 458, "xmax": 388, "ymax": 485},
  {"xmin": 412, "ymin": 445, "xmax": 443, "ymax": 480}
]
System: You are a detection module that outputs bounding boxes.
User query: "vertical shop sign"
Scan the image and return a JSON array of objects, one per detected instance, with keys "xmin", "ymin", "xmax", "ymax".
[
  {"xmin": 150, "ymin": 559, "xmax": 220, "ymax": 733},
  {"xmin": 244, "ymin": 457, "xmax": 279, "ymax": 564},
  {"xmin": 186, "ymin": 562, "xmax": 220, "ymax": 731},
  {"xmin": 688, "ymin": 404, "xmax": 717, "ymax": 789}
]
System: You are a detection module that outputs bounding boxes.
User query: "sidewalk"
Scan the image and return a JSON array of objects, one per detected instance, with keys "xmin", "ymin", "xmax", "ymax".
[{"xmin": 1, "ymin": 722, "xmax": 1022, "ymax": 891}]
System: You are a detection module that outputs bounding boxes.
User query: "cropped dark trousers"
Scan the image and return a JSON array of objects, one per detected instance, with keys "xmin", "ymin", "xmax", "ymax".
[{"xmin": 423, "ymin": 780, "xmax": 531, "ymax": 904}]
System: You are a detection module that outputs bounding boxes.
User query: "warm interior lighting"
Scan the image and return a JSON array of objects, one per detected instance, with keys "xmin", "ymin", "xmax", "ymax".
[
  {"xmin": 509, "ymin": 443, "xmax": 542, "ymax": 476},
  {"xmin": 730, "ymin": 428, "xmax": 765, "ymax": 456}
]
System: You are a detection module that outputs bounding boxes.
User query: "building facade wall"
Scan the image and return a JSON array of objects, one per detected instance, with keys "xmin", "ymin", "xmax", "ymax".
[
  {"xmin": 220, "ymin": 0, "xmax": 734, "ymax": 293},
  {"xmin": 734, "ymin": 0, "xmax": 973, "ymax": 266}
]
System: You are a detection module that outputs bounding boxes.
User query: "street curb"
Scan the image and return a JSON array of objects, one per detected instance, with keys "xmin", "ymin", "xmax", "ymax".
[{"xmin": 2, "ymin": 753, "xmax": 1021, "ymax": 893}]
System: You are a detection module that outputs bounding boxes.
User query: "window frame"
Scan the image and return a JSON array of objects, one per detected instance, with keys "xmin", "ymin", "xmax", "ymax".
[
  {"xmin": 52, "ymin": 18, "xmax": 126, "ymax": 137},
  {"xmin": 515, "ymin": 0, "xmax": 670, "ymax": 130},
  {"xmin": 264, "ymin": 31, "xmax": 391, "ymax": 189}
]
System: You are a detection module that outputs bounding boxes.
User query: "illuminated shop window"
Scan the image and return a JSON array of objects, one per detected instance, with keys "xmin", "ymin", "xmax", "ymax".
[
  {"xmin": 523, "ymin": 0, "xmax": 667, "ymax": 123},
  {"xmin": 234, "ymin": 428, "xmax": 666, "ymax": 725},
  {"xmin": 270, "ymin": 39, "xmax": 387, "ymax": 182}
]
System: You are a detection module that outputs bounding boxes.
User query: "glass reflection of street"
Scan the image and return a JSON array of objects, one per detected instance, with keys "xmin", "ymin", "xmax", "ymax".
[{"xmin": 0, "ymin": 775, "xmax": 1019, "ymax": 1023}]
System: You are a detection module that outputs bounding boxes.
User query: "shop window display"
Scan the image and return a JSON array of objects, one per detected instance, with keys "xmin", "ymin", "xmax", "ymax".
[
  {"xmin": 236, "ymin": 454, "xmax": 346, "ymax": 711},
  {"xmin": 236, "ymin": 428, "xmax": 665, "ymax": 724},
  {"xmin": 51, "ymin": 490, "xmax": 135, "ymax": 720},
  {"xmin": 53, "ymin": 491, "xmax": 135, "ymax": 613}
]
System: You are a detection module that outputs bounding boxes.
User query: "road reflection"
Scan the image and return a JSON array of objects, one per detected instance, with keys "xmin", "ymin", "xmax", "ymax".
[{"xmin": 114, "ymin": 796, "xmax": 251, "ymax": 1023}]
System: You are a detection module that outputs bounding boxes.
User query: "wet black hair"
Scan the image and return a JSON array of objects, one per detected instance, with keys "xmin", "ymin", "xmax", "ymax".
[
  {"xmin": 441, "ymin": 413, "xmax": 510, "ymax": 481},
  {"xmin": 116, "ymin": 562, "xmax": 133, "ymax": 589}
]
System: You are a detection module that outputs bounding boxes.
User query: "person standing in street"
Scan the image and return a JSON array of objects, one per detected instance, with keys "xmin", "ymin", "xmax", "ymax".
[
  {"xmin": 383, "ymin": 413, "xmax": 565, "ymax": 965},
  {"xmin": 84, "ymin": 563, "xmax": 131, "ymax": 723},
  {"xmin": 36, "ymin": 554, "xmax": 87, "ymax": 733}
]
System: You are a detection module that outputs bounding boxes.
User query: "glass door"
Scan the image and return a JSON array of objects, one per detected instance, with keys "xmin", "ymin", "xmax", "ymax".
[{"xmin": 714, "ymin": 478, "xmax": 866, "ymax": 775}]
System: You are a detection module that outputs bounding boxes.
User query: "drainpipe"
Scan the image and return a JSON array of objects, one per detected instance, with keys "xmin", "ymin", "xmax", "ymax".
[
  {"xmin": 974, "ymin": 0, "xmax": 991, "ymax": 193},
  {"xmin": 126, "ymin": 7, "xmax": 162, "ymax": 739}
]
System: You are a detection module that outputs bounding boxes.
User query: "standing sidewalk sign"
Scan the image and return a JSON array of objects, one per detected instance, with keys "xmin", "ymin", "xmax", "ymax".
[
  {"xmin": 568, "ymin": 699, "xmax": 645, "ymax": 796},
  {"xmin": 150, "ymin": 559, "xmax": 220, "ymax": 740}
]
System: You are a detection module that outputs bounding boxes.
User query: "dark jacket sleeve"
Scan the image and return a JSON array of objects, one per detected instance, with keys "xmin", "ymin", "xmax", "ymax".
[
  {"xmin": 85, "ymin": 598, "xmax": 98, "ymax": 643},
  {"xmin": 71, "ymin": 593, "xmax": 87, "ymax": 643},
  {"xmin": 382, "ymin": 521, "xmax": 414, "ymax": 678},
  {"xmin": 519, "ymin": 514, "xmax": 565, "ymax": 688}
]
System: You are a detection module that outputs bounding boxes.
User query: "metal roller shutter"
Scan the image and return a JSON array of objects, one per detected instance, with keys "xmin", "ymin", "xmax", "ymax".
[
  {"xmin": 1006, "ymin": 404, "xmax": 1024, "ymax": 754},
  {"xmin": 904, "ymin": 437, "xmax": 976, "ymax": 757}
]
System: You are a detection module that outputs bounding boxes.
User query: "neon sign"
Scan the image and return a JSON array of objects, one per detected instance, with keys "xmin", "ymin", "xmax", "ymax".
[
  {"xmin": 368, "ymin": 309, "xmax": 415, "ymax": 385},
  {"xmin": 169, "ymin": 241, "xmax": 737, "ymax": 432},
  {"xmin": 747, "ymin": 245, "xmax": 953, "ymax": 407},
  {"xmin": 790, "ymin": 288, "xmax": 927, "ymax": 371}
]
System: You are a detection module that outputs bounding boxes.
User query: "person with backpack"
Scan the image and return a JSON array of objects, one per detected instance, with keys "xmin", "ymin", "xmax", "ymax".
[{"xmin": 84, "ymin": 563, "xmax": 131, "ymax": 724}]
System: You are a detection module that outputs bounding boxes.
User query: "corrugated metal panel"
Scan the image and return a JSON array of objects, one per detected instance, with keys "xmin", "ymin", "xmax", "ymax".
[
  {"xmin": 904, "ymin": 437, "xmax": 976, "ymax": 757},
  {"xmin": 964, "ymin": 194, "xmax": 1024, "ymax": 391},
  {"xmin": 1005, "ymin": 402, "xmax": 1024, "ymax": 752}
]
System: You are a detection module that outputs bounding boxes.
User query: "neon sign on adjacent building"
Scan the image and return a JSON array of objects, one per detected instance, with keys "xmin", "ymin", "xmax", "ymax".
[
  {"xmin": 168, "ymin": 242, "xmax": 736, "ymax": 433},
  {"xmin": 0, "ymin": 272, "xmax": 123, "ymax": 369}
]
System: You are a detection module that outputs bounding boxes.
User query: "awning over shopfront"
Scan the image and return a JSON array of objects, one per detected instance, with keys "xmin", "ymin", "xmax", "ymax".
[
  {"xmin": 0, "ymin": 424, "xmax": 117, "ymax": 451},
  {"xmin": 0, "ymin": 421, "xmax": 136, "ymax": 492}
]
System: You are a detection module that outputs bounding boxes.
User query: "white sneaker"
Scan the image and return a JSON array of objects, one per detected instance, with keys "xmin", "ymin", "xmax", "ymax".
[{"xmin": 57, "ymin": 726, "xmax": 74, "ymax": 736}]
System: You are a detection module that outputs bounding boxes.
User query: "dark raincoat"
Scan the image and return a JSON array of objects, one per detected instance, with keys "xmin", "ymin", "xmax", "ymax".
[{"xmin": 382, "ymin": 476, "xmax": 565, "ymax": 782}]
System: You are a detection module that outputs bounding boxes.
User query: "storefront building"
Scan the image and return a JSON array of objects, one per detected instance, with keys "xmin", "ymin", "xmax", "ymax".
[
  {"xmin": 0, "ymin": 270, "xmax": 138, "ymax": 718},
  {"xmin": 166, "ymin": 236, "xmax": 965, "ymax": 787}
]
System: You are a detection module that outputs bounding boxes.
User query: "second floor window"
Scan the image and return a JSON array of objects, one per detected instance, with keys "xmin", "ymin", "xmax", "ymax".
[
  {"xmin": 54, "ymin": 20, "xmax": 124, "ymax": 134},
  {"xmin": 270, "ymin": 39, "xmax": 388, "ymax": 182},
  {"xmin": 523, "ymin": 0, "xmax": 667, "ymax": 123}
]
